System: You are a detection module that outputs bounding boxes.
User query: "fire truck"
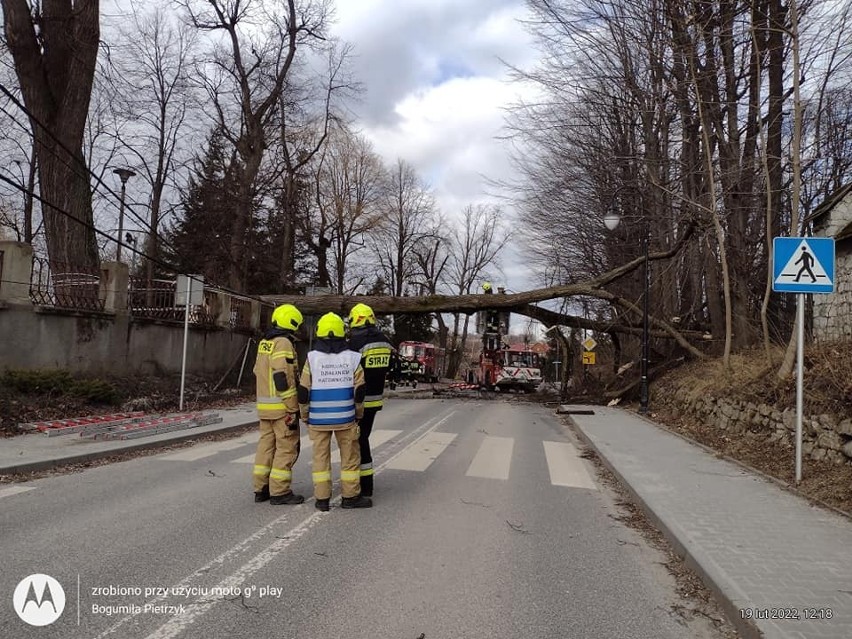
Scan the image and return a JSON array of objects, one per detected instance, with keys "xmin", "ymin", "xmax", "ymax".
[
  {"xmin": 497, "ymin": 345, "xmax": 543, "ymax": 392},
  {"xmin": 399, "ymin": 341, "xmax": 446, "ymax": 384},
  {"xmin": 477, "ymin": 295, "xmax": 541, "ymax": 393}
]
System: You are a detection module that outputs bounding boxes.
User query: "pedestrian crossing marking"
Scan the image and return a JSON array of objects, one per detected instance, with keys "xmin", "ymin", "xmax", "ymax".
[
  {"xmin": 329, "ymin": 429, "xmax": 401, "ymax": 464},
  {"xmin": 159, "ymin": 439, "xmax": 247, "ymax": 462},
  {"xmin": 466, "ymin": 436, "xmax": 514, "ymax": 480},
  {"xmin": 772, "ymin": 237, "xmax": 835, "ymax": 293},
  {"xmin": 176, "ymin": 430, "xmax": 595, "ymax": 490},
  {"xmin": 230, "ymin": 430, "xmax": 402, "ymax": 464},
  {"xmin": 542, "ymin": 441, "xmax": 597, "ymax": 490},
  {"xmin": 384, "ymin": 431, "xmax": 457, "ymax": 472},
  {"xmin": 0, "ymin": 485, "xmax": 36, "ymax": 500}
]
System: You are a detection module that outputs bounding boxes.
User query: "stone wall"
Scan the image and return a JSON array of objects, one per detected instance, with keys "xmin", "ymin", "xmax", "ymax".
[
  {"xmin": 812, "ymin": 241, "xmax": 852, "ymax": 341},
  {"xmin": 667, "ymin": 391, "xmax": 852, "ymax": 465},
  {"xmin": 812, "ymin": 193, "xmax": 852, "ymax": 342}
]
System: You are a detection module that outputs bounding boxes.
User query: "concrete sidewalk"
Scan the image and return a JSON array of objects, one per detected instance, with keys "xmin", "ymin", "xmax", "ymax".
[
  {"xmin": 0, "ymin": 403, "xmax": 258, "ymax": 475},
  {"xmin": 569, "ymin": 406, "xmax": 852, "ymax": 639},
  {"xmin": 0, "ymin": 388, "xmax": 434, "ymax": 476}
]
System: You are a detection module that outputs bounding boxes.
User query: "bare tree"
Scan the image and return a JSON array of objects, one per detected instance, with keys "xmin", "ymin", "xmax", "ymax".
[
  {"xmin": 314, "ymin": 126, "xmax": 386, "ymax": 293},
  {"xmin": 273, "ymin": 42, "xmax": 357, "ymax": 292},
  {"xmin": 112, "ymin": 0, "xmax": 198, "ymax": 290},
  {"xmin": 183, "ymin": 0, "xmax": 331, "ymax": 290},
  {"xmin": 374, "ymin": 159, "xmax": 437, "ymax": 297},
  {"xmin": 444, "ymin": 204, "xmax": 508, "ymax": 377},
  {"xmin": 2, "ymin": 0, "xmax": 100, "ymax": 269}
]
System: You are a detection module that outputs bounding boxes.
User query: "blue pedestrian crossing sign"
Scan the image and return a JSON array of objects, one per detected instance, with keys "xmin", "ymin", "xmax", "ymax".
[{"xmin": 772, "ymin": 237, "xmax": 835, "ymax": 294}]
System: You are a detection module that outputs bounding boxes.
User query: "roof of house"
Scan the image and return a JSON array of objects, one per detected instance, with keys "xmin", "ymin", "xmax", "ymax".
[{"xmin": 804, "ymin": 181, "xmax": 852, "ymax": 226}]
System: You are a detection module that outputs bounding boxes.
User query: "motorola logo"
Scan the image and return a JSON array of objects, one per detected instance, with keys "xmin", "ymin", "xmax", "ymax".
[{"xmin": 13, "ymin": 574, "xmax": 66, "ymax": 626}]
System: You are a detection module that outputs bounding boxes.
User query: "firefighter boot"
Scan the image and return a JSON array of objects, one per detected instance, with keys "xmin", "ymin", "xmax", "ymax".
[
  {"xmin": 341, "ymin": 495, "xmax": 373, "ymax": 509},
  {"xmin": 254, "ymin": 486, "xmax": 270, "ymax": 503},
  {"xmin": 269, "ymin": 492, "xmax": 304, "ymax": 505},
  {"xmin": 315, "ymin": 498, "xmax": 330, "ymax": 512},
  {"xmin": 360, "ymin": 475, "xmax": 374, "ymax": 497}
]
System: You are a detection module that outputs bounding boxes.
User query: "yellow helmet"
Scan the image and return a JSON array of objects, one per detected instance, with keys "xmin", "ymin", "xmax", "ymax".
[
  {"xmin": 348, "ymin": 302, "xmax": 376, "ymax": 328},
  {"xmin": 316, "ymin": 312, "xmax": 345, "ymax": 338},
  {"xmin": 271, "ymin": 304, "xmax": 303, "ymax": 331}
]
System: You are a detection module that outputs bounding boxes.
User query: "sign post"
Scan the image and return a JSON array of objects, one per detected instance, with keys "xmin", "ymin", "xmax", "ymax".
[
  {"xmin": 176, "ymin": 275, "xmax": 204, "ymax": 411},
  {"xmin": 772, "ymin": 237, "xmax": 835, "ymax": 483}
]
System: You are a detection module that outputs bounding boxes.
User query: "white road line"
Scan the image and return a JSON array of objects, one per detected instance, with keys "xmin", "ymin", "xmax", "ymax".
[
  {"xmin": 159, "ymin": 439, "xmax": 247, "ymax": 462},
  {"xmin": 231, "ymin": 430, "xmax": 403, "ymax": 464},
  {"xmin": 466, "ymin": 436, "xmax": 514, "ymax": 480},
  {"xmin": 0, "ymin": 485, "xmax": 36, "ymax": 500},
  {"xmin": 542, "ymin": 441, "xmax": 597, "ymax": 490},
  {"xmin": 143, "ymin": 511, "xmax": 326, "ymax": 639},
  {"xmin": 230, "ymin": 435, "xmax": 311, "ymax": 464},
  {"xmin": 366, "ymin": 429, "xmax": 403, "ymax": 450},
  {"xmin": 384, "ymin": 431, "xmax": 456, "ymax": 472},
  {"xmin": 90, "ymin": 411, "xmax": 455, "ymax": 639},
  {"xmin": 329, "ymin": 428, "xmax": 402, "ymax": 464}
]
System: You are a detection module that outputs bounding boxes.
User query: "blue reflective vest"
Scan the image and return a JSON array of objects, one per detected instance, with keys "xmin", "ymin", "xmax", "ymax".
[{"xmin": 306, "ymin": 350, "xmax": 362, "ymax": 426}]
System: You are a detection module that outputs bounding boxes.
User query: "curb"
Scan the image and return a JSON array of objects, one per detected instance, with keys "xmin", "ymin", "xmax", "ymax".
[
  {"xmin": 0, "ymin": 420, "xmax": 258, "ymax": 475},
  {"xmin": 566, "ymin": 413, "xmax": 764, "ymax": 639}
]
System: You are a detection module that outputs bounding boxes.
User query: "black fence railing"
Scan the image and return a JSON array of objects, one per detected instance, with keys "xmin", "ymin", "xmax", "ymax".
[
  {"xmin": 29, "ymin": 257, "xmax": 105, "ymax": 312},
  {"xmin": 28, "ymin": 259, "xmax": 264, "ymax": 329}
]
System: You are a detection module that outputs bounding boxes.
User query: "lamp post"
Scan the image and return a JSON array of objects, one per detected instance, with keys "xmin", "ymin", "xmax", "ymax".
[
  {"xmin": 113, "ymin": 168, "xmax": 136, "ymax": 263},
  {"xmin": 604, "ymin": 211, "xmax": 650, "ymax": 414},
  {"xmin": 125, "ymin": 232, "xmax": 138, "ymax": 274}
]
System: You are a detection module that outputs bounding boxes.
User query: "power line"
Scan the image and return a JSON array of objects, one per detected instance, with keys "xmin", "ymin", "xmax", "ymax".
[
  {"xmin": 0, "ymin": 83, "xmax": 272, "ymax": 305},
  {"xmin": 0, "ymin": 169, "xmax": 270, "ymax": 306},
  {"xmin": 0, "ymin": 83, "xmax": 187, "ymax": 261}
]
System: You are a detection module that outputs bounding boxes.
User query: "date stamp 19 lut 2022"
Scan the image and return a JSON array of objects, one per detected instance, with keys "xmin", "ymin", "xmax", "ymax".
[{"xmin": 739, "ymin": 607, "xmax": 834, "ymax": 621}]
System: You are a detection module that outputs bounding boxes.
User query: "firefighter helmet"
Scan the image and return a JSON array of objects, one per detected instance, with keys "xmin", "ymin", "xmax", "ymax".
[
  {"xmin": 271, "ymin": 304, "xmax": 303, "ymax": 331},
  {"xmin": 348, "ymin": 303, "xmax": 376, "ymax": 328},
  {"xmin": 316, "ymin": 312, "xmax": 345, "ymax": 338}
]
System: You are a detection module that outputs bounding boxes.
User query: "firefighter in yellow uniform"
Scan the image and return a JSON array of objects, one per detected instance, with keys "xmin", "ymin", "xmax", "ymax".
[
  {"xmin": 252, "ymin": 304, "xmax": 305, "ymax": 505},
  {"xmin": 346, "ymin": 302, "xmax": 393, "ymax": 497},
  {"xmin": 298, "ymin": 313, "xmax": 372, "ymax": 511}
]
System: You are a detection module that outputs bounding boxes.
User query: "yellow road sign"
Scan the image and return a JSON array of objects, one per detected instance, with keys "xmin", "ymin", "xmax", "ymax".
[
  {"xmin": 582, "ymin": 351, "xmax": 596, "ymax": 365},
  {"xmin": 582, "ymin": 337, "xmax": 598, "ymax": 351}
]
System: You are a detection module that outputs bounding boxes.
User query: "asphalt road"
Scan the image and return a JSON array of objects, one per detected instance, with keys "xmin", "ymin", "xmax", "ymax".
[{"xmin": 1, "ymin": 398, "xmax": 726, "ymax": 639}]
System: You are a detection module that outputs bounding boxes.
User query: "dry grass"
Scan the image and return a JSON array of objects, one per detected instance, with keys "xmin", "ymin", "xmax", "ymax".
[{"xmin": 662, "ymin": 341, "xmax": 852, "ymax": 418}]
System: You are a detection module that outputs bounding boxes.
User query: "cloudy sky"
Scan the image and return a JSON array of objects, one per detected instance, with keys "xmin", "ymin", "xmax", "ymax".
[{"xmin": 329, "ymin": 0, "xmax": 542, "ymax": 292}]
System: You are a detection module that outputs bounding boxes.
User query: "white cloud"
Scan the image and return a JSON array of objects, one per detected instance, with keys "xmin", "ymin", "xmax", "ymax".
[{"xmin": 331, "ymin": 0, "xmax": 542, "ymax": 290}]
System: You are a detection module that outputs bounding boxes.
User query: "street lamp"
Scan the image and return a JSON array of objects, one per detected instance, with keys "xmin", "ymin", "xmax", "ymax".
[
  {"xmin": 112, "ymin": 168, "xmax": 136, "ymax": 263},
  {"xmin": 604, "ymin": 210, "xmax": 650, "ymax": 414}
]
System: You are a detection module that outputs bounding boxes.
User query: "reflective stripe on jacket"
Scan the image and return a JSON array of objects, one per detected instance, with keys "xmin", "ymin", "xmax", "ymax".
[
  {"xmin": 253, "ymin": 335, "xmax": 298, "ymax": 420},
  {"xmin": 348, "ymin": 327, "xmax": 392, "ymax": 410},
  {"xmin": 301, "ymin": 349, "xmax": 364, "ymax": 429}
]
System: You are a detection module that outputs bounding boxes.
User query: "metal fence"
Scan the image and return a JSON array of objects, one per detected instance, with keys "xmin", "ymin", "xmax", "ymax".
[
  {"xmin": 128, "ymin": 277, "xmax": 178, "ymax": 320},
  {"xmin": 29, "ymin": 258, "xmax": 263, "ymax": 329},
  {"xmin": 29, "ymin": 257, "xmax": 105, "ymax": 312},
  {"xmin": 127, "ymin": 276, "xmax": 216, "ymax": 325}
]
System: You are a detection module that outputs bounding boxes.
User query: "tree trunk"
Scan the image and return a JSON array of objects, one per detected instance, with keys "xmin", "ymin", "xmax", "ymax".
[
  {"xmin": 3, "ymin": 0, "xmax": 101, "ymax": 270},
  {"xmin": 228, "ymin": 148, "xmax": 263, "ymax": 290},
  {"xmin": 38, "ymin": 140, "xmax": 100, "ymax": 269}
]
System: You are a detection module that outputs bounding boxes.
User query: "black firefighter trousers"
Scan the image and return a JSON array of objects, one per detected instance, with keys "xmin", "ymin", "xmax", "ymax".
[{"xmin": 358, "ymin": 408, "xmax": 379, "ymax": 495}]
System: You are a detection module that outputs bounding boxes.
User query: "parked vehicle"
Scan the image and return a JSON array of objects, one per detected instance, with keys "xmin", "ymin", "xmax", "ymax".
[{"xmin": 399, "ymin": 341, "xmax": 446, "ymax": 383}]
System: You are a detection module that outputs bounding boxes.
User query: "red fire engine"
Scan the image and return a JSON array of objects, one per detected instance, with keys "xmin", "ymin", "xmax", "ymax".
[
  {"xmin": 477, "ymin": 293, "xmax": 542, "ymax": 393},
  {"xmin": 399, "ymin": 341, "xmax": 446, "ymax": 383}
]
